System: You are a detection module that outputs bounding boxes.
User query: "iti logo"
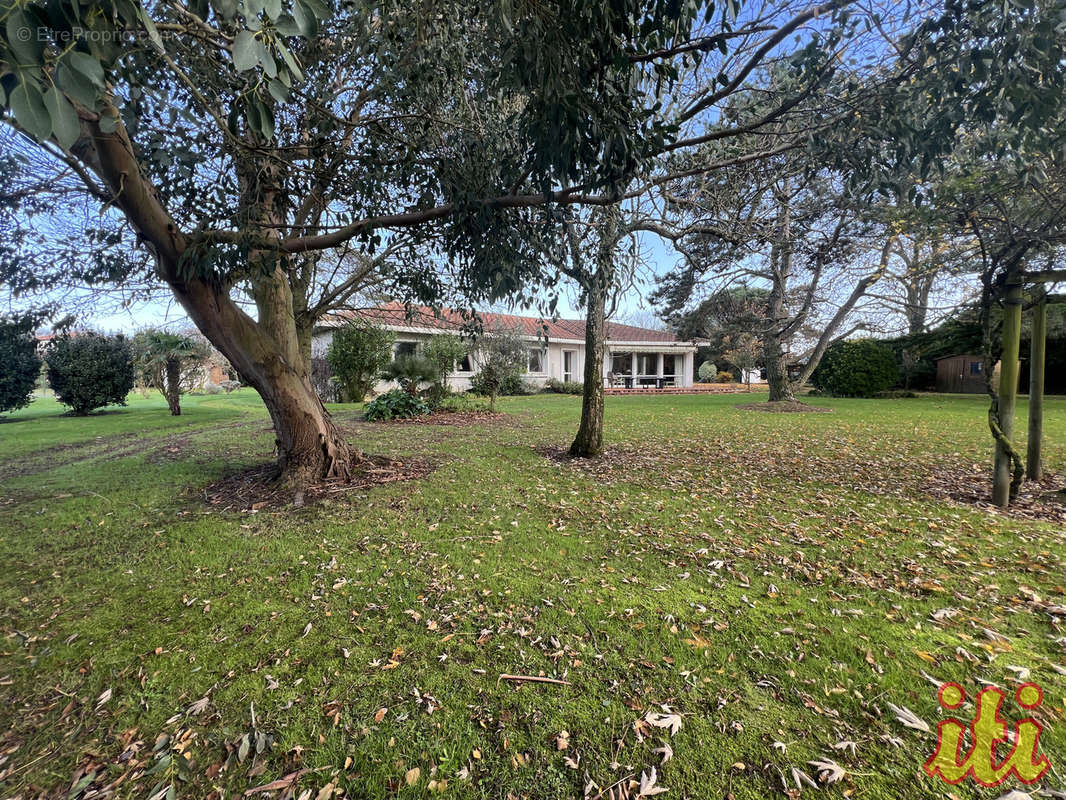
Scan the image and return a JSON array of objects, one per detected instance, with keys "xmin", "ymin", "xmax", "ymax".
[{"xmin": 923, "ymin": 682, "xmax": 1050, "ymax": 786}]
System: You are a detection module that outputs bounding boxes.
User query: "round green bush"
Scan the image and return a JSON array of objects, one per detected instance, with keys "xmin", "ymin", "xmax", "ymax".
[
  {"xmin": 0, "ymin": 317, "xmax": 42, "ymax": 415},
  {"xmin": 364, "ymin": 389, "xmax": 431, "ymax": 421},
  {"xmin": 45, "ymin": 333, "xmax": 135, "ymax": 415},
  {"xmin": 811, "ymin": 339, "xmax": 899, "ymax": 397}
]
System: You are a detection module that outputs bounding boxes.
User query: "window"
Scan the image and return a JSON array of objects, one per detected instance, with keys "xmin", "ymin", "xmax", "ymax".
[
  {"xmin": 527, "ymin": 349, "xmax": 545, "ymax": 373},
  {"xmin": 970, "ymin": 361, "xmax": 983, "ymax": 375},
  {"xmin": 563, "ymin": 350, "xmax": 574, "ymax": 382},
  {"xmin": 662, "ymin": 354, "xmax": 676, "ymax": 376},
  {"xmin": 611, "ymin": 352, "xmax": 632, "ymax": 375},
  {"xmin": 457, "ymin": 353, "xmax": 472, "ymax": 372},
  {"xmin": 395, "ymin": 341, "xmax": 418, "ymax": 358}
]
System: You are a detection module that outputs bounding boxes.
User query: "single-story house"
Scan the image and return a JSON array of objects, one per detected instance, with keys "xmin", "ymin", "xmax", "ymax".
[{"xmin": 312, "ymin": 303, "xmax": 699, "ymax": 392}]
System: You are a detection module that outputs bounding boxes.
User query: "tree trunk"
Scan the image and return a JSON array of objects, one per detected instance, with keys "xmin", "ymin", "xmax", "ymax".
[
  {"xmin": 571, "ymin": 271, "xmax": 608, "ymax": 457},
  {"xmin": 1026, "ymin": 292, "xmax": 1046, "ymax": 481},
  {"xmin": 763, "ymin": 200, "xmax": 795, "ymax": 402},
  {"xmin": 164, "ymin": 357, "xmax": 182, "ymax": 415},
  {"xmin": 172, "ymin": 278, "xmax": 356, "ymax": 488},
  {"xmin": 76, "ymin": 109, "xmax": 355, "ymax": 489},
  {"xmin": 763, "ymin": 333, "xmax": 795, "ymax": 401},
  {"xmin": 992, "ymin": 278, "xmax": 1023, "ymax": 506}
]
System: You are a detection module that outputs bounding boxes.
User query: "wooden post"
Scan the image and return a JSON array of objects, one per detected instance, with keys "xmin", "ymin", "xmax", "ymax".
[
  {"xmin": 1026, "ymin": 291, "xmax": 1047, "ymax": 481},
  {"xmin": 992, "ymin": 278, "xmax": 1023, "ymax": 507}
]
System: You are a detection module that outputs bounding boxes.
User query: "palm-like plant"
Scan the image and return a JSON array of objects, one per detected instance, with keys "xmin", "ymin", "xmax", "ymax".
[
  {"xmin": 133, "ymin": 330, "xmax": 209, "ymax": 415},
  {"xmin": 381, "ymin": 355, "xmax": 435, "ymax": 396}
]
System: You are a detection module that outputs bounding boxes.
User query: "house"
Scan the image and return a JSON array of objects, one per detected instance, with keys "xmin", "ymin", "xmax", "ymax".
[{"xmin": 312, "ymin": 303, "xmax": 699, "ymax": 392}]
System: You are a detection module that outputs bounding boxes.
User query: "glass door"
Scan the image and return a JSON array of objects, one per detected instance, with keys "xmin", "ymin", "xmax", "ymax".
[{"xmin": 563, "ymin": 350, "xmax": 574, "ymax": 382}]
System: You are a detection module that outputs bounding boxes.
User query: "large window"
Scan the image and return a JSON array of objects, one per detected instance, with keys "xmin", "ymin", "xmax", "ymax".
[
  {"xmin": 457, "ymin": 353, "xmax": 472, "ymax": 372},
  {"xmin": 636, "ymin": 353, "xmax": 657, "ymax": 376},
  {"xmin": 662, "ymin": 354, "xmax": 676, "ymax": 376},
  {"xmin": 611, "ymin": 352, "xmax": 632, "ymax": 375},
  {"xmin": 395, "ymin": 341, "xmax": 419, "ymax": 358},
  {"xmin": 527, "ymin": 349, "xmax": 545, "ymax": 373}
]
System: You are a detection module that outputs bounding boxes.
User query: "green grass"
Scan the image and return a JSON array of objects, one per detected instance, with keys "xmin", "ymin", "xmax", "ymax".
[{"xmin": 0, "ymin": 390, "xmax": 1063, "ymax": 799}]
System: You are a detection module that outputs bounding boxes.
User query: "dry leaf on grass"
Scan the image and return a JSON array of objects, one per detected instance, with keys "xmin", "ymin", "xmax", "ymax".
[
  {"xmin": 886, "ymin": 702, "xmax": 930, "ymax": 732},
  {"xmin": 644, "ymin": 711, "xmax": 683, "ymax": 736},
  {"xmin": 638, "ymin": 766, "xmax": 668, "ymax": 797}
]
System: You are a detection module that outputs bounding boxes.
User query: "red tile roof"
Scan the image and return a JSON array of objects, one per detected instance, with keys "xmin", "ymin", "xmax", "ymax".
[{"xmin": 323, "ymin": 302, "xmax": 683, "ymax": 343}]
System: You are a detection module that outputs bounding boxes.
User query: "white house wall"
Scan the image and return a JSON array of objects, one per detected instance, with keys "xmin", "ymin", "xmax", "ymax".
[{"xmin": 311, "ymin": 327, "xmax": 694, "ymax": 395}]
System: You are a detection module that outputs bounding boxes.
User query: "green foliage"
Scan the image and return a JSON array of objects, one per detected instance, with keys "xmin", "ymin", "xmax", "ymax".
[
  {"xmin": 0, "ymin": 316, "xmax": 41, "ymax": 414},
  {"xmin": 697, "ymin": 361, "xmax": 717, "ymax": 382},
  {"xmin": 45, "ymin": 333, "xmax": 135, "ymax": 415},
  {"xmin": 326, "ymin": 322, "xmax": 395, "ymax": 402},
  {"xmin": 382, "ymin": 355, "xmax": 436, "ymax": 396},
  {"xmin": 131, "ymin": 329, "xmax": 209, "ymax": 407},
  {"xmin": 544, "ymin": 378, "xmax": 583, "ymax": 394},
  {"xmin": 469, "ymin": 370, "xmax": 529, "ymax": 397},
  {"xmin": 433, "ymin": 392, "xmax": 490, "ymax": 413},
  {"xmin": 469, "ymin": 327, "xmax": 528, "ymax": 409},
  {"xmin": 363, "ymin": 388, "xmax": 430, "ymax": 421},
  {"xmin": 422, "ymin": 334, "xmax": 469, "ymax": 402},
  {"xmin": 811, "ymin": 339, "xmax": 900, "ymax": 397}
]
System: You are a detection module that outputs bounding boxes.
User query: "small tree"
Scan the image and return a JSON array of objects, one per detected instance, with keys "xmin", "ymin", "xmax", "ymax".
[
  {"xmin": 811, "ymin": 340, "xmax": 899, "ymax": 398},
  {"xmin": 0, "ymin": 317, "xmax": 42, "ymax": 415},
  {"xmin": 697, "ymin": 360, "xmax": 717, "ymax": 382},
  {"xmin": 723, "ymin": 334, "xmax": 761, "ymax": 389},
  {"xmin": 45, "ymin": 334, "xmax": 135, "ymax": 415},
  {"xmin": 473, "ymin": 327, "xmax": 527, "ymax": 412},
  {"xmin": 423, "ymin": 334, "xmax": 469, "ymax": 404},
  {"xmin": 132, "ymin": 329, "xmax": 210, "ymax": 415},
  {"xmin": 326, "ymin": 322, "xmax": 395, "ymax": 402}
]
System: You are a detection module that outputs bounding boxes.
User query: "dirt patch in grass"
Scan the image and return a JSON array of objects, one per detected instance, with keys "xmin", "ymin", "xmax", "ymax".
[
  {"xmin": 736, "ymin": 400, "xmax": 833, "ymax": 413},
  {"xmin": 371, "ymin": 410, "xmax": 513, "ymax": 426},
  {"xmin": 202, "ymin": 454, "xmax": 435, "ymax": 511},
  {"xmin": 924, "ymin": 463, "xmax": 1066, "ymax": 523}
]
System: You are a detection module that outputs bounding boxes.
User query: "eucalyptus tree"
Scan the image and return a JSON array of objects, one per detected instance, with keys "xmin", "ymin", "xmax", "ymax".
[
  {"xmin": 2, "ymin": 0, "xmax": 722, "ymax": 485},
  {"xmin": 3, "ymin": 0, "xmax": 929, "ymax": 477}
]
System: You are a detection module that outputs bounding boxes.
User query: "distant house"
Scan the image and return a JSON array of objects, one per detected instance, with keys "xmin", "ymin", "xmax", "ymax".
[{"xmin": 312, "ymin": 303, "xmax": 699, "ymax": 392}]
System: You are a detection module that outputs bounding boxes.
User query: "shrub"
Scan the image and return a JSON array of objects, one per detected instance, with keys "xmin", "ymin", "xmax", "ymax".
[
  {"xmin": 423, "ymin": 334, "xmax": 469, "ymax": 402},
  {"xmin": 811, "ymin": 339, "xmax": 899, "ymax": 397},
  {"xmin": 545, "ymin": 378, "xmax": 583, "ymax": 394},
  {"xmin": 45, "ymin": 333, "xmax": 135, "ymax": 415},
  {"xmin": 715, "ymin": 371, "xmax": 734, "ymax": 383},
  {"xmin": 326, "ymin": 320, "xmax": 395, "ymax": 402},
  {"xmin": 469, "ymin": 370, "xmax": 530, "ymax": 398},
  {"xmin": 469, "ymin": 326, "xmax": 528, "ymax": 410},
  {"xmin": 364, "ymin": 388, "xmax": 431, "ymax": 421},
  {"xmin": 203, "ymin": 382, "xmax": 223, "ymax": 395},
  {"xmin": 220, "ymin": 380, "xmax": 241, "ymax": 393},
  {"xmin": 434, "ymin": 393, "xmax": 490, "ymax": 413},
  {"xmin": 382, "ymin": 354, "xmax": 436, "ymax": 395},
  {"xmin": 0, "ymin": 316, "xmax": 42, "ymax": 415},
  {"xmin": 697, "ymin": 360, "xmax": 717, "ymax": 382}
]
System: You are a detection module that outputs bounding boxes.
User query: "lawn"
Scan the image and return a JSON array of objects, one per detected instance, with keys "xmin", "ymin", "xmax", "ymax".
[{"xmin": 0, "ymin": 390, "xmax": 1063, "ymax": 799}]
